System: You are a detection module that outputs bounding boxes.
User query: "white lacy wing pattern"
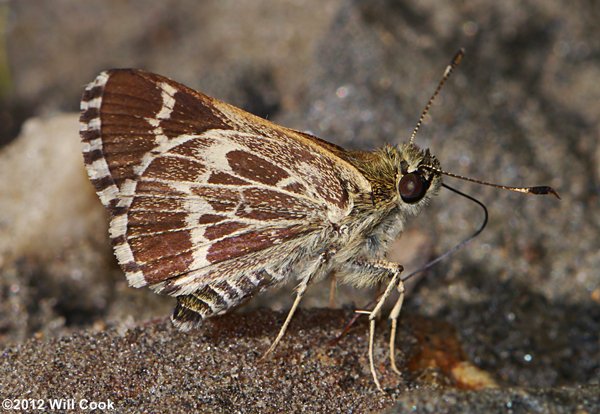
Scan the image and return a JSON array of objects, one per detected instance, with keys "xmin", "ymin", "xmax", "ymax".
[{"xmin": 80, "ymin": 69, "xmax": 371, "ymax": 296}]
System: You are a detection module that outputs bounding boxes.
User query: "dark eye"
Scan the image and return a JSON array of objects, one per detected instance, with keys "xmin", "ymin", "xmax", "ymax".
[{"xmin": 398, "ymin": 172, "xmax": 428, "ymax": 203}]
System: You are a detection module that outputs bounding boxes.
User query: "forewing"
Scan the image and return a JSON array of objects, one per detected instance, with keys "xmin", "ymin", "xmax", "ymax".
[{"xmin": 79, "ymin": 69, "xmax": 371, "ymax": 292}]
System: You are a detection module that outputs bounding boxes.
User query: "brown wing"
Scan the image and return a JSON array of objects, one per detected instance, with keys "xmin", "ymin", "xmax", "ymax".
[{"xmin": 80, "ymin": 69, "xmax": 371, "ymax": 294}]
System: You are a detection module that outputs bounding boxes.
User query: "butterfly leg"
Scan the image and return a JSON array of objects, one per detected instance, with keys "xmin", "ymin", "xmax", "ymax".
[
  {"xmin": 261, "ymin": 248, "xmax": 333, "ymax": 360},
  {"xmin": 328, "ymin": 270, "xmax": 337, "ymax": 308},
  {"xmin": 388, "ymin": 280, "xmax": 405, "ymax": 375},
  {"xmin": 260, "ymin": 273, "xmax": 311, "ymax": 360},
  {"xmin": 353, "ymin": 260, "xmax": 403, "ymax": 393}
]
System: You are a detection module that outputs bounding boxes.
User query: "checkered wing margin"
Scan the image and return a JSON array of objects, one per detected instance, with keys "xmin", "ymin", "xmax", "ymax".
[{"xmin": 79, "ymin": 69, "xmax": 371, "ymax": 296}]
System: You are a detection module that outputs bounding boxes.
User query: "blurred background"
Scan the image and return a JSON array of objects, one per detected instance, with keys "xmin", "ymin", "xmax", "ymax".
[{"xmin": 0, "ymin": 0, "xmax": 598, "ymax": 394}]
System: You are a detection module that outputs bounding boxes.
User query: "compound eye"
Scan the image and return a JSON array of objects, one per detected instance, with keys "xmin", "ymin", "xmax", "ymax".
[{"xmin": 398, "ymin": 172, "xmax": 427, "ymax": 203}]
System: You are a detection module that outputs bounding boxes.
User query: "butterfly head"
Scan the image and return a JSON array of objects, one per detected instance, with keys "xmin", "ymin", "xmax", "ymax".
[{"xmin": 394, "ymin": 142, "xmax": 442, "ymax": 208}]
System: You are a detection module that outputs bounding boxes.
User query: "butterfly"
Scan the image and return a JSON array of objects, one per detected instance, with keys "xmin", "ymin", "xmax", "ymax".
[{"xmin": 79, "ymin": 50, "xmax": 557, "ymax": 392}]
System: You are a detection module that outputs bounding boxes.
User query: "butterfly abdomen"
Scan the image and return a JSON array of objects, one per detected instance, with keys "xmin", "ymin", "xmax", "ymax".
[{"xmin": 172, "ymin": 270, "xmax": 279, "ymax": 330}]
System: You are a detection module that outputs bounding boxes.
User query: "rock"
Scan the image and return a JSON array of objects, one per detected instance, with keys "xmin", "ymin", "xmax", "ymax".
[
  {"xmin": 1, "ymin": 309, "xmax": 597, "ymax": 413},
  {"xmin": 0, "ymin": 115, "xmax": 173, "ymax": 345}
]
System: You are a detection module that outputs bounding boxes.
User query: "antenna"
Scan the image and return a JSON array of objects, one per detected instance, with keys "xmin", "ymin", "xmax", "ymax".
[
  {"xmin": 401, "ymin": 175, "xmax": 559, "ymax": 281},
  {"xmin": 409, "ymin": 48, "xmax": 465, "ymax": 144},
  {"xmin": 423, "ymin": 165, "xmax": 560, "ymax": 199}
]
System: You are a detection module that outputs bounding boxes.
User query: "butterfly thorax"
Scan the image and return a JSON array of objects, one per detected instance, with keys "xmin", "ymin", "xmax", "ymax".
[{"xmin": 329, "ymin": 143, "xmax": 441, "ymax": 284}]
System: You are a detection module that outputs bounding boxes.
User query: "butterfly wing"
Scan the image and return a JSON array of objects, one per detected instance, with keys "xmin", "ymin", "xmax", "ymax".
[{"xmin": 80, "ymin": 69, "xmax": 371, "ymax": 296}]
